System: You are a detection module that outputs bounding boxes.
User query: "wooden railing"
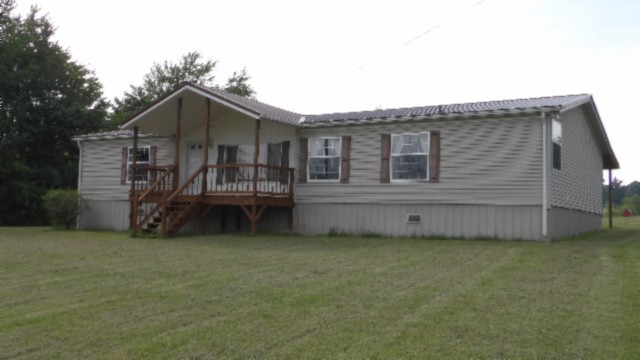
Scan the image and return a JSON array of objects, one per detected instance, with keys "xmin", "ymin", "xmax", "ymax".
[
  {"xmin": 204, "ymin": 164, "xmax": 295, "ymax": 197},
  {"xmin": 131, "ymin": 163, "xmax": 295, "ymax": 234},
  {"xmin": 131, "ymin": 165, "xmax": 176, "ymax": 231},
  {"xmin": 131, "ymin": 165, "xmax": 176, "ymax": 193}
]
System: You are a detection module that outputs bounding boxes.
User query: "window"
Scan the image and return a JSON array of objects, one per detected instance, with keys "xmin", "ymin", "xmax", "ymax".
[
  {"xmin": 308, "ymin": 137, "xmax": 341, "ymax": 181},
  {"xmin": 552, "ymin": 119, "xmax": 562, "ymax": 170},
  {"xmin": 391, "ymin": 133, "xmax": 429, "ymax": 181},
  {"xmin": 127, "ymin": 146, "xmax": 150, "ymax": 183}
]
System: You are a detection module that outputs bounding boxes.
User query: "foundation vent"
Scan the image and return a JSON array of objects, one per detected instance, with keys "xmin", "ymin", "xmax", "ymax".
[{"xmin": 407, "ymin": 214, "xmax": 422, "ymax": 224}]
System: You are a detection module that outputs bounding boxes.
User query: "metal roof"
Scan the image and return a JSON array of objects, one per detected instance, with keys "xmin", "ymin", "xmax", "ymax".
[
  {"xmin": 200, "ymin": 85, "xmax": 303, "ymax": 125},
  {"xmin": 303, "ymin": 94, "xmax": 593, "ymax": 123},
  {"xmin": 73, "ymin": 130, "xmax": 157, "ymax": 141}
]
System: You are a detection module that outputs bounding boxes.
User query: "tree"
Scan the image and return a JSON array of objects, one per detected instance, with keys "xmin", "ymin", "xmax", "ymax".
[
  {"xmin": 111, "ymin": 52, "xmax": 255, "ymax": 124},
  {"xmin": 0, "ymin": 0, "xmax": 107, "ymax": 225},
  {"xmin": 602, "ymin": 177, "xmax": 626, "ymax": 207}
]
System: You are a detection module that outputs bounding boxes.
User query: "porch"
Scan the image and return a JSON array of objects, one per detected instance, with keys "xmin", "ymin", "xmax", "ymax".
[
  {"xmin": 121, "ymin": 83, "xmax": 301, "ymax": 236},
  {"xmin": 130, "ymin": 163, "xmax": 294, "ymax": 236}
]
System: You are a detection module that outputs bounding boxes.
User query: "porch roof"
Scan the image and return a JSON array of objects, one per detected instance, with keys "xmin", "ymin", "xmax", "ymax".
[{"xmin": 120, "ymin": 82, "xmax": 303, "ymax": 136}]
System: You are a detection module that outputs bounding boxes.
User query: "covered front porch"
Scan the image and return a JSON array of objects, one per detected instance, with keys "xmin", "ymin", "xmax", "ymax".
[{"xmin": 121, "ymin": 83, "xmax": 299, "ymax": 236}]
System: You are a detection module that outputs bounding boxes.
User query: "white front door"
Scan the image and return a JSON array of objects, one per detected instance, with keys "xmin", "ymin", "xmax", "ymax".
[{"xmin": 185, "ymin": 143, "xmax": 203, "ymax": 189}]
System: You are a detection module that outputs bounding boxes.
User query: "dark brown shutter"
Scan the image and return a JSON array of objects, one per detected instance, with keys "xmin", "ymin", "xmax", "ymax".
[
  {"xmin": 216, "ymin": 145, "xmax": 225, "ymax": 185},
  {"xmin": 267, "ymin": 143, "xmax": 281, "ymax": 181},
  {"xmin": 149, "ymin": 146, "xmax": 157, "ymax": 166},
  {"xmin": 299, "ymin": 138, "xmax": 308, "ymax": 183},
  {"xmin": 280, "ymin": 141, "xmax": 290, "ymax": 184},
  {"xmin": 340, "ymin": 136, "xmax": 351, "ymax": 183},
  {"xmin": 380, "ymin": 134, "xmax": 390, "ymax": 183},
  {"xmin": 429, "ymin": 131, "xmax": 440, "ymax": 182},
  {"xmin": 149, "ymin": 146, "xmax": 157, "ymax": 182},
  {"xmin": 225, "ymin": 145, "xmax": 238, "ymax": 182},
  {"xmin": 121, "ymin": 147, "xmax": 128, "ymax": 185}
]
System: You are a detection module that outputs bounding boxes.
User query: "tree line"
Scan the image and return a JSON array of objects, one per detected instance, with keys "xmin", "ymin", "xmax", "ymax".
[
  {"xmin": 603, "ymin": 178, "xmax": 640, "ymax": 215},
  {"xmin": 0, "ymin": 0, "xmax": 255, "ymax": 225}
]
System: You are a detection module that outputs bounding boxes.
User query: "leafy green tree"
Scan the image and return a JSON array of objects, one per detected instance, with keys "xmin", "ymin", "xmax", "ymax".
[
  {"xmin": 0, "ymin": 0, "xmax": 107, "ymax": 225},
  {"xmin": 621, "ymin": 194, "xmax": 640, "ymax": 215},
  {"xmin": 603, "ymin": 177, "xmax": 626, "ymax": 207},
  {"xmin": 625, "ymin": 181, "xmax": 640, "ymax": 197},
  {"xmin": 111, "ymin": 52, "xmax": 255, "ymax": 124}
]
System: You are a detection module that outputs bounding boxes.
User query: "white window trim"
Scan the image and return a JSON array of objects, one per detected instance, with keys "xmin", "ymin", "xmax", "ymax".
[
  {"xmin": 390, "ymin": 132, "xmax": 430, "ymax": 182},
  {"xmin": 307, "ymin": 137, "xmax": 342, "ymax": 182},
  {"xmin": 127, "ymin": 146, "xmax": 150, "ymax": 184}
]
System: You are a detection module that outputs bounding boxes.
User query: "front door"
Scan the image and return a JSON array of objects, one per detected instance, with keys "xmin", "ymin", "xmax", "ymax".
[{"xmin": 186, "ymin": 143, "xmax": 203, "ymax": 190}]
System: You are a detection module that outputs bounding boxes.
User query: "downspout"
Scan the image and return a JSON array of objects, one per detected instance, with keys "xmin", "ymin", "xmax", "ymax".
[
  {"xmin": 76, "ymin": 139, "xmax": 83, "ymax": 229},
  {"xmin": 541, "ymin": 112, "xmax": 548, "ymax": 239}
]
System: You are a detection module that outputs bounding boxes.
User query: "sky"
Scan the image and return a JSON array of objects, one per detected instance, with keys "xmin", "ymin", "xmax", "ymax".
[{"xmin": 15, "ymin": 0, "xmax": 640, "ymax": 184}]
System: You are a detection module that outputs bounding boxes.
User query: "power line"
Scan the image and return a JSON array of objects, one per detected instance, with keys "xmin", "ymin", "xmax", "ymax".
[{"xmin": 348, "ymin": 0, "xmax": 486, "ymax": 75}]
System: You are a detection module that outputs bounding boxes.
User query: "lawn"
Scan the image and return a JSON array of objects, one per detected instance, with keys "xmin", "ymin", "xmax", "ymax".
[{"xmin": 1, "ymin": 218, "xmax": 639, "ymax": 358}]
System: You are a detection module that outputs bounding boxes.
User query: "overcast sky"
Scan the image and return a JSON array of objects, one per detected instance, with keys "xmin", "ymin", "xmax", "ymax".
[{"xmin": 16, "ymin": 0, "xmax": 640, "ymax": 184}]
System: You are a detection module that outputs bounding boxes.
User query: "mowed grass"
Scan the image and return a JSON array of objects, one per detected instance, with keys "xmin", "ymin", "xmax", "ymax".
[{"xmin": 1, "ymin": 219, "xmax": 639, "ymax": 358}]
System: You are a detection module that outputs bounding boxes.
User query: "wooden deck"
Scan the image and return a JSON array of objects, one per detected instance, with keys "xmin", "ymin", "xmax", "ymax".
[{"xmin": 130, "ymin": 164, "xmax": 295, "ymax": 235}]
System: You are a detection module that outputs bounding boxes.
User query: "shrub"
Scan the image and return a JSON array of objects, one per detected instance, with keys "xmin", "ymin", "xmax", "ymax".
[{"xmin": 42, "ymin": 189, "xmax": 87, "ymax": 229}]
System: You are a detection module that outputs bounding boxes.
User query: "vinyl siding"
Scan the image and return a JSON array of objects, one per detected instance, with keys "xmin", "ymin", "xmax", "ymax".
[
  {"xmin": 296, "ymin": 116, "xmax": 543, "ymax": 206},
  {"xmin": 550, "ymin": 106, "xmax": 604, "ymax": 214},
  {"xmin": 78, "ymin": 137, "xmax": 173, "ymax": 201},
  {"xmin": 294, "ymin": 203, "xmax": 543, "ymax": 240}
]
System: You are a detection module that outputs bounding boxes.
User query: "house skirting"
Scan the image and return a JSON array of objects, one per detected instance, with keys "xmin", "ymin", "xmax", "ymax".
[
  {"xmin": 548, "ymin": 206, "xmax": 602, "ymax": 240},
  {"xmin": 79, "ymin": 201, "xmax": 602, "ymax": 241},
  {"xmin": 293, "ymin": 203, "xmax": 545, "ymax": 240},
  {"xmin": 79, "ymin": 200, "xmax": 130, "ymax": 231}
]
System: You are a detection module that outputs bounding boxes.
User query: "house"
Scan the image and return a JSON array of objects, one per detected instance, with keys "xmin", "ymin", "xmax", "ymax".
[{"xmin": 74, "ymin": 82, "xmax": 619, "ymax": 240}]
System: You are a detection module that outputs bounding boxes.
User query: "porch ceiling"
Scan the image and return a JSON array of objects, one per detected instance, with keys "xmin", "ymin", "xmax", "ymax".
[{"xmin": 120, "ymin": 84, "xmax": 260, "ymax": 136}]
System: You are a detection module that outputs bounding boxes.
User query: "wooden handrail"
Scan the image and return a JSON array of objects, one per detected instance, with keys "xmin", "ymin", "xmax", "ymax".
[
  {"xmin": 135, "ymin": 165, "xmax": 176, "ymax": 202},
  {"xmin": 166, "ymin": 164, "xmax": 207, "ymax": 203}
]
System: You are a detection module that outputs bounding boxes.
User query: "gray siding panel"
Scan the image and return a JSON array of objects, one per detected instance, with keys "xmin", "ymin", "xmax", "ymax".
[
  {"xmin": 296, "ymin": 116, "xmax": 543, "ymax": 206},
  {"xmin": 548, "ymin": 206, "xmax": 602, "ymax": 239},
  {"xmin": 550, "ymin": 106, "xmax": 603, "ymax": 214},
  {"xmin": 294, "ymin": 204, "xmax": 542, "ymax": 240},
  {"xmin": 79, "ymin": 200, "xmax": 130, "ymax": 231},
  {"xmin": 79, "ymin": 137, "xmax": 173, "ymax": 201}
]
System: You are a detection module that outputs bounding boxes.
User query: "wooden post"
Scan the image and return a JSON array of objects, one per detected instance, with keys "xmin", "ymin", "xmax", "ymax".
[
  {"xmin": 202, "ymin": 98, "xmax": 211, "ymax": 196},
  {"xmin": 608, "ymin": 168, "xmax": 613, "ymax": 228},
  {"xmin": 252, "ymin": 119, "xmax": 260, "ymax": 235},
  {"xmin": 130, "ymin": 126, "xmax": 139, "ymax": 232},
  {"xmin": 174, "ymin": 97, "xmax": 183, "ymax": 191}
]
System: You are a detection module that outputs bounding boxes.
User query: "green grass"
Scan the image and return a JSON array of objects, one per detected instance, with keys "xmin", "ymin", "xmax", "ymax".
[{"xmin": 1, "ymin": 219, "xmax": 639, "ymax": 358}]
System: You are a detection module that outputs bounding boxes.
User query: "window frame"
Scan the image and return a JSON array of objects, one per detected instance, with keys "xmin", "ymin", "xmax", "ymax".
[
  {"xmin": 307, "ymin": 137, "xmax": 342, "ymax": 182},
  {"xmin": 127, "ymin": 146, "xmax": 151, "ymax": 183},
  {"xmin": 390, "ymin": 132, "xmax": 430, "ymax": 182}
]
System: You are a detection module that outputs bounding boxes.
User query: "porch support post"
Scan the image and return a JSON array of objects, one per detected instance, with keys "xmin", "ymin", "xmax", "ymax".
[
  {"xmin": 201, "ymin": 98, "xmax": 211, "ymax": 196},
  {"xmin": 608, "ymin": 168, "xmax": 613, "ymax": 228},
  {"xmin": 173, "ymin": 97, "xmax": 183, "ymax": 191},
  {"xmin": 130, "ymin": 126, "xmax": 139, "ymax": 233},
  {"xmin": 251, "ymin": 119, "xmax": 261, "ymax": 235}
]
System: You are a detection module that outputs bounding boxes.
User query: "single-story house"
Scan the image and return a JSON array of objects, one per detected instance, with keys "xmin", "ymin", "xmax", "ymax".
[{"xmin": 74, "ymin": 82, "xmax": 619, "ymax": 240}]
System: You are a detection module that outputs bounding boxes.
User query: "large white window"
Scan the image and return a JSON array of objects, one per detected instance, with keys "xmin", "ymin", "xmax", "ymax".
[
  {"xmin": 127, "ymin": 146, "xmax": 150, "ymax": 183},
  {"xmin": 391, "ymin": 133, "xmax": 429, "ymax": 181},
  {"xmin": 308, "ymin": 137, "xmax": 341, "ymax": 181}
]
